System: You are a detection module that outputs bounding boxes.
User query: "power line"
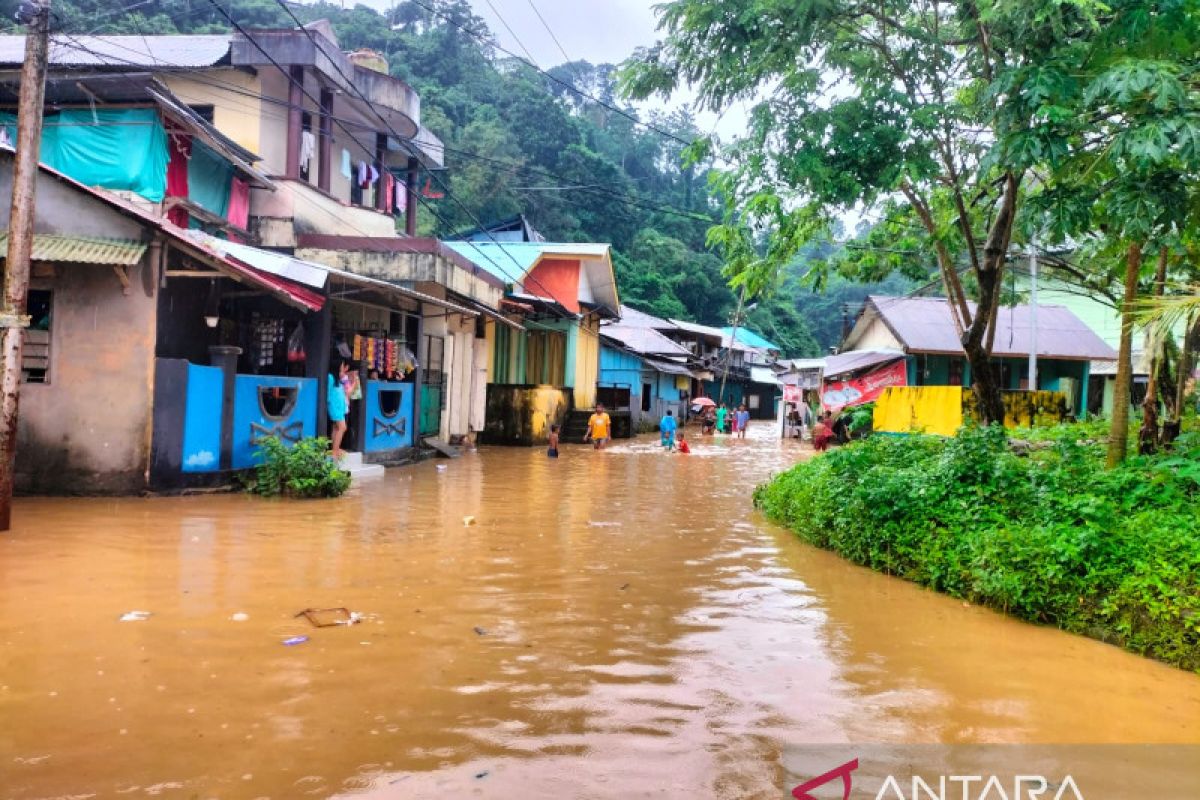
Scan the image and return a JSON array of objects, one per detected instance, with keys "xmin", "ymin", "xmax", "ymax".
[
  {"xmin": 269, "ymin": 0, "xmax": 588, "ymax": 318},
  {"xmin": 525, "ymin": 0, "xmax": 572, "ymax": 68},
  {"xmin": 404, "ymin": 0, "xmax": 697, "ymax": 150},
  {"xmin": 480, "ymin": 0, "xmax": 537, "ymax": 65}
]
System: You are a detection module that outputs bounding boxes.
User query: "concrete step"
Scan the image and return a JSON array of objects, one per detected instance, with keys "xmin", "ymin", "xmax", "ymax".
[{"xmin": 336, "ymin": 451, "xmax": 385, "ymax": 481}]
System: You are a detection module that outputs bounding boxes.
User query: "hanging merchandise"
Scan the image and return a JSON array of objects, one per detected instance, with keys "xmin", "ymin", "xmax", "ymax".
[
  {"xmin": 287, "ymin": 323, "xmax": 306, "ymax": 363},
  {"xmin": 252, "ymin": 315, "xmax": 285, "ymax": 368}
]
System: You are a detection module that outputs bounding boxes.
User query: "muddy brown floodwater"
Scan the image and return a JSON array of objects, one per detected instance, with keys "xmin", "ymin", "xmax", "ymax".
[{"xmin": 1, "ymin": 427, "xmax": 1199, "ymax": 799}]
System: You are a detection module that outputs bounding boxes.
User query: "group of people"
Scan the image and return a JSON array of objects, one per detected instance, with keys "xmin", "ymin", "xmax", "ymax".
[
  {"xmin": 786, "ymin": 401, "xmax": 846, "ymax": 452},
  {"xmin": 699, "ymin": 402, "xmax": 750, "ymax": 438}
]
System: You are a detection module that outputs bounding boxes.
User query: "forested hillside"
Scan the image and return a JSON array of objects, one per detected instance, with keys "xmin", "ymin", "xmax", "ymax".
[{"xmin": 3, "ymin": 0, "xmax": 910, "ymax": 356}]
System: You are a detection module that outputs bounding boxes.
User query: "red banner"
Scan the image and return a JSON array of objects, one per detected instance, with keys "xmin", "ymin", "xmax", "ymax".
[
  {"xmin": 821, "ymin": 359, "xmax": 907, "ymax": 409},
  {"xmin": 782, "ymin": 384, "xmax": 803, "ymax": 403}
]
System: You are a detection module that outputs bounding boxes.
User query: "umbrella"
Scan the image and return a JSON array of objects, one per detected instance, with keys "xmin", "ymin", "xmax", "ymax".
[{"xmin": 691, "ymin": 397, "xmax": 716, "ymax": 408}]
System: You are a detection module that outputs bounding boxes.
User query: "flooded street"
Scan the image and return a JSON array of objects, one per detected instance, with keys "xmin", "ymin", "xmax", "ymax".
[{"xmin": 2, "ymin": 428, "xmax": 1199, "ymax": 799}]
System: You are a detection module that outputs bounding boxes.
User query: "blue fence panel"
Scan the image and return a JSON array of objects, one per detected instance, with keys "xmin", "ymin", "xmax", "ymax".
[
  {"xmin": 181, "ymin": 363, "xmax": 224, "ymax": 473},
  {"xmin": 364, "ymin": 380, "xmax": 415, "ymax": 452},
  {"xmin": 231, "ymin": 375, "xmax": 317, "ymax": 469}
]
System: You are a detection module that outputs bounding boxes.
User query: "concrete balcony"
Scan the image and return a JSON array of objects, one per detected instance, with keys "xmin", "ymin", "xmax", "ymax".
[{"xmin": 250, "ymin": 179, "xmax": 399, "ymax": 248}]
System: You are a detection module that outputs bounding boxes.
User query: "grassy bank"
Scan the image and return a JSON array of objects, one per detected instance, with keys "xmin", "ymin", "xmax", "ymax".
[{"xmin": 754, "ymin": 423, "xmax": 1200, "ymax": 671}]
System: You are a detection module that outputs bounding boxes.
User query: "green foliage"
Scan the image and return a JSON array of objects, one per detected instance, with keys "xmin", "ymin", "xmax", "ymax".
[
  {"xmin": 246, "ymin": 437, "xmax": 351, "ymax": 499},
  {"xmin": 754, "ymin": 424, "xmax": 1200, "ymax": 671}
]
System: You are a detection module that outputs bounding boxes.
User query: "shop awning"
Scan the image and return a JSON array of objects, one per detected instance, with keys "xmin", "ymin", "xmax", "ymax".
[
  {"xmin": 644, "ymin": 357, "xmax": 695, "ymax": 377},
  {"xmin": 0, "ymin": 233, "xmax": 146, "ymax": 266},
  {"xmin": 823, "ymin": 348, "xmax": 907, "ymax": 379},
  {"xmin": 457, "ymin": 295, "xmax": 525, "ymax": 331},
  {"xmin": 326, "ymin": 270, "xmax": 481, "ymax": 317}
]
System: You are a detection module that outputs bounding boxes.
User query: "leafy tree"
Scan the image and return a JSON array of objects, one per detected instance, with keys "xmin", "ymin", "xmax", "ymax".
[{"xmin": 622, "ymin": 0, "xmax": 1126, "ymax": 422}]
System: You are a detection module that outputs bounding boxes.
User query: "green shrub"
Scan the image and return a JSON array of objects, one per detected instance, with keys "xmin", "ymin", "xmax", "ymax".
[
  {"xmin": 245, "ymin": 436, "xmax": 351, "ymax": 499},
  {"xmin": 754, "ymin": 422, "xmax": 1200, "ymax": 672}
]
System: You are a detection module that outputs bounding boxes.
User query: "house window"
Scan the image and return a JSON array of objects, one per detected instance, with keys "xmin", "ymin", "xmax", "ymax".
[
  {"xmin": 948, "ymin": 358, "xmax": 964, "ymax": 386},
  {"xmin": 23, "ymin": 289, "xmax": 52, "ymax": 383},
  {"xmin": 748, "ymin": 394, "xmax": 760, "ymax": 410}
]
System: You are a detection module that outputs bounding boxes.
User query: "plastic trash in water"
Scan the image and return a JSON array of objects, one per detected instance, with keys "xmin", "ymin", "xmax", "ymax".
[
  {"xmin": 230, "ymin": 612, "xmax": 249, "ymax": 622},
  {"xmin": 119, "ymin": 611, "xmax": 151, "ymax": 622},
  {"xmin": 463, "ymin": 515, "xmax": 476, "ymax": 526},
  {"xmin": 436, "ymin": 465, "xmax": 448, "ymax": 472},
  {"xmin": 282, "ymin": 636, "xmax": 309, "ymax": 646}
]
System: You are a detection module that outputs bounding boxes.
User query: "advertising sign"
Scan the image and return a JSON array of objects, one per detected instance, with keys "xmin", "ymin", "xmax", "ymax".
[{"xmin": 821, "ymin": 358, "xmax": 907, "ymax": 409}]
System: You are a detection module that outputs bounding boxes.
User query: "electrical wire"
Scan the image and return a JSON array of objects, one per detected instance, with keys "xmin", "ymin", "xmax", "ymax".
[{"xmin": 268, "ymin": 0, "xmax": 583, "ymax": 318}]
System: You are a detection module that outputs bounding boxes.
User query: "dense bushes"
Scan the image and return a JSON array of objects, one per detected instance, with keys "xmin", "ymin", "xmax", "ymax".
[
  {"xmin": 245, "ymin": 436, "xmax": 351, "ymax": 499},
  {"xmin": 754, "ymin": 423, "xmax": 1200, "ymax": 671}
]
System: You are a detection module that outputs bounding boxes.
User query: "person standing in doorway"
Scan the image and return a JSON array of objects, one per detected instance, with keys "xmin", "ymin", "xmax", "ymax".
[
  {"xmin": 328, "ymin": 360, "xmax": 351, "ymax": 459},
  {"xmin": 660, "ymin": 409, "xmax": 677, "ymax": 450},
  {"xmin": 715, "ymin": 402, "xmax": 729, "ymax": 435},
  {"xmin": 736, "ymin": 405, "xmax": 750, "ymax": 439},
  {"xmin": 585, "ymin": 403, "xmax": 612, "ymax": 450}
]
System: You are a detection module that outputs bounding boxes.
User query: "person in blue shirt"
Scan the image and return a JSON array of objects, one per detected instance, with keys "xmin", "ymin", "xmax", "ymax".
[{"xmin": 660, "ymin": 409, "xmax": 678, "ymax": 450}]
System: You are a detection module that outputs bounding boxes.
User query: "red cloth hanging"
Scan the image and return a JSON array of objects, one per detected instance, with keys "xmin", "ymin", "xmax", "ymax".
[
  {"xmin": 383, "ymin": 172, "xmax": 394, "ymax": 214},
  {"xmin": 228, "ymin": 177, "xmax": 250, "ymax": 231},
  {"xmin": 165, "ymin": 127, "xmax": 191, "ymax": 227}
]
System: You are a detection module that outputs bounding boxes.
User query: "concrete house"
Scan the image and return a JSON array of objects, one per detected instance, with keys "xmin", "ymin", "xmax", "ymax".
[
  {"xmin": 840, "ymin": 295, "xmax": 1117, "ymax": 416},
  {"xmin": 442, "ymin": 240, "xmax": 620, "ymax": 445}
]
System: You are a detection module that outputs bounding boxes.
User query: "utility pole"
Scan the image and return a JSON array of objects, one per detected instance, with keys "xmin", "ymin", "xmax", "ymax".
[
  {"xmin": 0, "ymin": 0, "xmax": 51, "ymax": 532},
  {"xmin": 1027, "ymin": 243, "xmax": 1038, "ymax": 391},
  {"xmin": 718, "ymin": 286, "xmax": 746, "ymax": 406}
]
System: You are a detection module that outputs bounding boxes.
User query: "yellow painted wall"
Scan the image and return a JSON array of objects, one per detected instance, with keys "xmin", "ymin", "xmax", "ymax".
[
  {"xmin": 163, "ymin": 69, "xmax": 265, "ymax": 157},
  {"xmin": 484, "ymin": 319, "xmax": 495, "ymax": 383},
  {"xmin": 573, "ymin": 314, "xmax": 600, "ymax": 408},
  {"xmin": 874, "ymin": 386, "xmax": 964, "ymax": 437}
]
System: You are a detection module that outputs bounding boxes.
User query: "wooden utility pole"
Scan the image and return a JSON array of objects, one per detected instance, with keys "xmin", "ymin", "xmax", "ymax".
[{"xmin": 0, "ymin": 0, "xmax": 51, "ymax": 531}]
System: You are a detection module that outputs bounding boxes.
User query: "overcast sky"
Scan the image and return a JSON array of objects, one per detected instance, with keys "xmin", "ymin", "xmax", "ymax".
[{"xmin": 355, "ymin": 0, "xmax": 746, "ymax": 141}]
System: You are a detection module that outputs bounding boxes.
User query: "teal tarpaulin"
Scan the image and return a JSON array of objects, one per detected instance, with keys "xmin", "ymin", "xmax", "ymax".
[
  {"xmin": 187, "ymin": 139, "xmax": 233, "ymax": 218},
  {"xmin": 0, "ymin": 108, "xmax": 168, "ymax": 202}
]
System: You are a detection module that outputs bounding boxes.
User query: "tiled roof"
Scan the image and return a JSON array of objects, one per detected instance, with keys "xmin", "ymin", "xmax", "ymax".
[{"xmin": 0, "ymin": 233, "xmax": 146, "ymax": 266}]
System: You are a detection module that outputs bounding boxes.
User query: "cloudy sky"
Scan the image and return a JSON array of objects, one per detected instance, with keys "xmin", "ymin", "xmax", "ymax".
[{"xmin": 355, "ymin": 0, "xmax": 747, "ymax": 140}]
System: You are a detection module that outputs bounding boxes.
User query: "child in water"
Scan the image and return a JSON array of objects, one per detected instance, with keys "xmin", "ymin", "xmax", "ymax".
[
  {"xmin": 547, "ymin": 424, "xmax": 560, "ymax": 458},
  {"xmin": 677, "ymin": 429, "xmax": 691, "ymax": 454}
]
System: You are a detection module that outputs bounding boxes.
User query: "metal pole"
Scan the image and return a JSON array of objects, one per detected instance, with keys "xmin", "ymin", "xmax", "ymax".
[
  {"xmin": 1028, "ymin": 243, "xmax": 1038, "ymax": 391},
  {"xmin": 0, "ymin": 0, "xmax": 51, "ymax": 532},
  {"xmin": 718, "ymin": 285, "xmax": 746, "ymax": 406}
]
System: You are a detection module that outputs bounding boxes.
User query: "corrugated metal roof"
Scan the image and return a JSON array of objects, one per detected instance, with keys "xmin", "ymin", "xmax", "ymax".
[
  {"xmin": 824, "ymin": 349, "xmax": 906, "ymax": 378},
  {"xmin": 618, "ymin": 304, "xmax": 676, "ymax": 330},
  {"xmin": 0, "ymin": 35, "xmax": 233, "ymax": 68},
  {"xmin": 668, "ymin": 318, "xmax": 725, "ymax": 341},
  {"xmin": 601, "ymin": 324, "xmax": 691, "ymax": 357},
  {"xmin": 442, "ymin": 240, "xmax": 618, "ymax": 313},
  {"xmin": 0, "ymin": 233, "xmax": 145, "ymax": 266},
  {"xmin": 722, "ymin": 326, "xmax": 781, "ymax": 352},
  {"xmin": 644, "ymin": 357, "xmax": 694, "ymax": 377},
  {"xmin": 860, "ymin": 296, "xmax": 1117, "ymax": 361}
]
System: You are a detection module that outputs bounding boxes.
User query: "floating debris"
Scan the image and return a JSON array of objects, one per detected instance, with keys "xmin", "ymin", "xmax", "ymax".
[
  {"xmin": 295, "ymin": 608, "xmax": 361, "ymax": 628},
  {"xmin": 118, "ymin": 611, "xmax": 151, "ymax": 622},
  {"xmin": 230, "ymin": 612, "xmax": 249, "ymax": 622},
  {"xmin": 463, "ymin": 516, "xmax": 476, "ymax": 526},
  {"xmin": 281, "ymin": 636, "xmax": 309, "ymax": 646},
  {"xmin": 473, "ymin": 626, "xmax": 488, "ymax": 636}
]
